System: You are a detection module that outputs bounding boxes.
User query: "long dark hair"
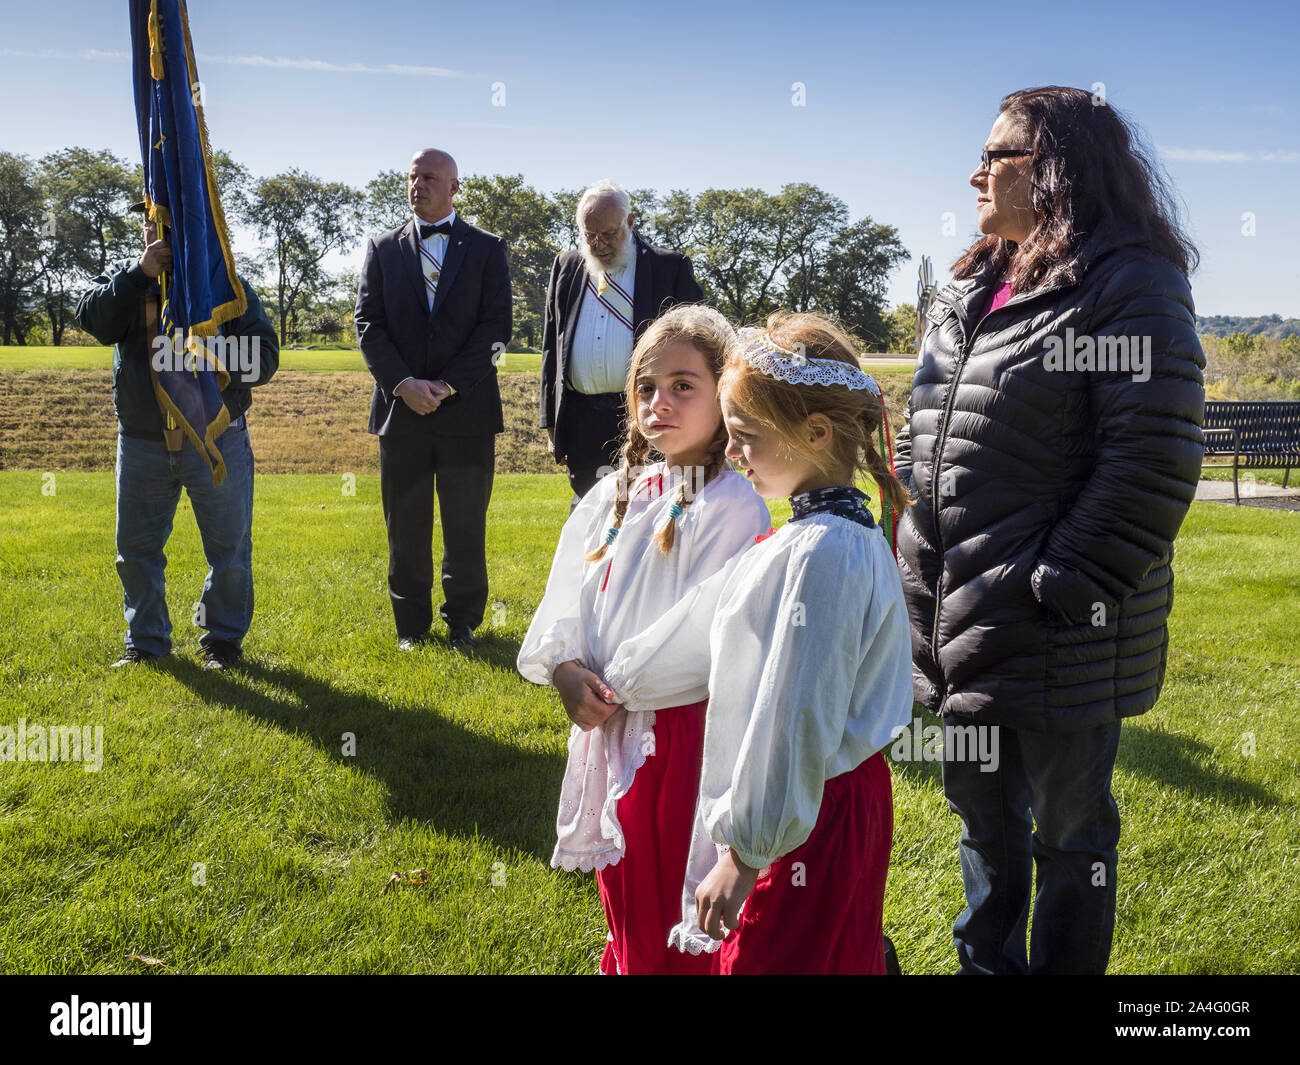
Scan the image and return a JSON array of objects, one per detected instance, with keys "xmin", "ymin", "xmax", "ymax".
[{"xmin": 953, "ymin": 86, "xmax": 1198, "ymax": 290}]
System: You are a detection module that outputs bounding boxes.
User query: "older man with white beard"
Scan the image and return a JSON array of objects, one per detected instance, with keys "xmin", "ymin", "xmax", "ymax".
[{"xmin": 539, "ymin": 180, "xmax": 704, "ymax": 500}]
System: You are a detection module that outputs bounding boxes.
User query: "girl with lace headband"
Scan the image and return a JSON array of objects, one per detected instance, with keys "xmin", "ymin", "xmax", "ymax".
[
  {"xmin": 516, "ymin": 304, "xmax": 770, "ymax": 975},
  {"xmin": 596, "ymin": 312, "xmax": 916, "ymax": 973}
]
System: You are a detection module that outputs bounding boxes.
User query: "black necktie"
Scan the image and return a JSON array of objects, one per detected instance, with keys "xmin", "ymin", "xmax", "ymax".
[{"xmin": 419, "ymin": 221, "xmax": 453, "ymax": 239}]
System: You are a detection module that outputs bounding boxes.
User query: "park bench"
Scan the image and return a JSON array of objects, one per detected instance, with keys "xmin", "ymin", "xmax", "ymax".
[{"xmin": 1202, "ymin": 400, "xmax": 1300, "ymax": 504}]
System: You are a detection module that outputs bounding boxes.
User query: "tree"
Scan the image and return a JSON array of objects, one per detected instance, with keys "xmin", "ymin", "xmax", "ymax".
[
  {"xmin": 1223, "ymin": 331, "xmax": 1264, "ymax": 361},
  {"xmin": 33, "ymin": 206, "xmax": 84, "ymax": 346},
  {"xmin": 550, "ymin": 188, "xmax": 582, "ymax": 250},
  {"xmin": 298, "ymin": 269, "xmax": 360, "ymax": 345},
  {"xmin": 628, "ymin": 189, "xmax": 665, "ymax": 244},
  {"xmin": 815, "ymin": 218, "xmax": 910, "ymax": 348},
  {"xmin": 1280, "ymin": 334, "xmax": 1300, "ymax": 377},
  {"xmin": 37, "ymin": 147, "xmax": 137, "ymax": 344},
  {"xmin": 884, "ymin": 303, "xmax": 919, "ymax": 354},
  {"xmin": 362, "ymin": 168, "xmax": 408, "ymax": 236},
  {"xmin": 653, "ymin": 185, "xmax": 911, "ymax": 333},
  {"xmin": 210, "ymin": 148, "xmax": 253, "ymax": 226},
  {"xmin": 457, "ymin": 174, "xmax": 558, "ymax": 348},
  {"xmin": 0, "ymin": 153, "xmax": 47, "ymax": 345},
  {"xmin": 656, "ymin": 186, "xmax": 806, "ymax": 322},
  {"xmin": 247, "ymin": 169, "xmax": 364, "ymax": 344},
  {"xmin": 39, "ymin": 148, "xmax": 137, "ymax": 276},
  {"xmin": 777, "ymin": 184, "xmax": 849, "ymax": 313}
]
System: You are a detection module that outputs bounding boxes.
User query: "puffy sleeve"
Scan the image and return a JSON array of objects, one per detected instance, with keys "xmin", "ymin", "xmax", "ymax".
[
  {"xmin": 516, "ymin": 480, "xmax": 612, "ymax": 685},
  {"xmin": 602, "ymin": 557, "xmax": 735, "ymax": 712},
  {"xmin": 700, "ymin": 528, "xmax": 866, "ymax": 870},
  {"xmin": 1031, "ymin": 254, "xmax": 1205, "ymax": 624},
  {"xmin": 601, "ymin": 476, "xmax": 769, "ymax": 711},
  {"xmin": 690, "ymin": 475, "xmax": 772, "ymax": 571}
]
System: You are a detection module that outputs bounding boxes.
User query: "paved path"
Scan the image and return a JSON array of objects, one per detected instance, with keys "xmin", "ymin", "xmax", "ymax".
[{"xmin": 1195, "ymin": 478, "xmax": 1300, "ymax": 511}]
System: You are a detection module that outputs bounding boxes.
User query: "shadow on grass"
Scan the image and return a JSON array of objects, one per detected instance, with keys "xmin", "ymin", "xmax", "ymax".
[
  {"xmin": 1117, "ymin": 724, "xmax": 1278, "ymax": 807},
  {"xmin": 454, "ymin": 630, "xmax": 526, "ymax": 674},
  {"xmin": 883, "ymin": 714, "xmax": 1278, "ymax": 810},
  {"xmin": 165, "ymin": 656, "xmax": 565, "ymax": 862}
]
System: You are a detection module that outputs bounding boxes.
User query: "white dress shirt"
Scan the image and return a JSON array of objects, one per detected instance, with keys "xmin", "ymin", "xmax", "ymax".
[
  {"xmin": 395, "ymin": 209, "xmax": 456, "ymax": 397},
  {"xmin": 602, "ymin": 511, "xmax": 915, "ymax": 953},
  {"xmin": 567, "ymin": 252, "xmax": 637, "ymax": 395},
  {"xmin": 517, "ymin": 463, "xmax": 771, "ymax": 872}
]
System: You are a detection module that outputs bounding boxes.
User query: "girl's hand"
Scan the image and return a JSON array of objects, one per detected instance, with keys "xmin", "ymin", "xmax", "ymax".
[
  {"xmin": 553, "ymin": 660, "xmax": 621, "ymax": 731},
  {"xmin": 696, "ymin": 850, "xmax": 761, "ymax": 940}
]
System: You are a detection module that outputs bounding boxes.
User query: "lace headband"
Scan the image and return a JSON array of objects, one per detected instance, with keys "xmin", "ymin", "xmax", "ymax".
[{"xmin": 736, "ymin": 328, "xmax": 881, "ymax": 396}]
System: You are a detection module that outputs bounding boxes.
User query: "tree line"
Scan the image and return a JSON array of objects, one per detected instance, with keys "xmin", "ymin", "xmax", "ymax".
[
  {"xmin": 1202, "ymin": 332, "xmax": 1300, "ymax": 400},
  {"xmin": 1, "ymin": 147, "xmax": 919, "ymax": 351},
  {"xmin": 1196, "ymin": 314, "xmax": 1300, "ymax": 340}
]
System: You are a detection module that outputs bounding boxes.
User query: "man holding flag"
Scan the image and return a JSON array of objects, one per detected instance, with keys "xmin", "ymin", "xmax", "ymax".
[{"xmin": 74, "ymin": 0, "xmax": 278, "ymax": 670}]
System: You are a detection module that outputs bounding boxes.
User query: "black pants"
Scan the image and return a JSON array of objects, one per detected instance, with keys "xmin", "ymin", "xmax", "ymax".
[
  {"xmin": 560, "ymin": 390, "xmax": 626, "ymax": 500},
  {"xmin": 379, "ymin": 431, "xmax": 494, "ymax": 638}
]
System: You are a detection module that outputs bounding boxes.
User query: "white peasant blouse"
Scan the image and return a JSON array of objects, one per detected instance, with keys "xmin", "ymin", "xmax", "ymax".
[
  {"xmin": 517, "ymin": 463, "xmax": 772, "ymax": 872},
  {"xmin": 601, "ymin": 511, "xmax": 915, "ymax": 954}
]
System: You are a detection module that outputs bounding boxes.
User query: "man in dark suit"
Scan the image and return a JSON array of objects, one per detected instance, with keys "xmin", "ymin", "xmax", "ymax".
[
  {"xmin": 539, "ymin": 181, "xmax": 704, "ymax": 500},
  {"xmin": 355, "ymin": 148, "xmax": 511, "ymax": 654}
]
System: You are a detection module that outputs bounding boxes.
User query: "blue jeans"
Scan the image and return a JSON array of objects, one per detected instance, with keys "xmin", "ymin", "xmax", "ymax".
[
  {"xmin": 115, "ymin": 419, "xmax": 255, "ymax": 656},
  {"xmin": 942, "ymin": 720, "xmax": 1123, "ymax": 974}
]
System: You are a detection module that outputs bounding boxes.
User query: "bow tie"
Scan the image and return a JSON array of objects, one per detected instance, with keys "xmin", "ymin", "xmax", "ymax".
[{"xmin": 419, "ymin": 221, "xmax": 453, "ymax": 239}]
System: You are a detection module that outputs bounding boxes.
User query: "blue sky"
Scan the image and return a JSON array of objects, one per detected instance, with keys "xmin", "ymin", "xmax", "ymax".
[{"xmin": 2, "ymin": 0, "xmax": 1297, "ymax": 316}]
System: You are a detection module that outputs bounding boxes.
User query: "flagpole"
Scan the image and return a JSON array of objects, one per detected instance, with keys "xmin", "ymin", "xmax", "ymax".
[{"xmin": 155, "ymin": 219, "xmax": 181, "ymax": 438}]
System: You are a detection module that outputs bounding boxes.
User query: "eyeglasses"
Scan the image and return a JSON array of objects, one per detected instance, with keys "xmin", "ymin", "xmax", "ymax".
[
  {"xmin": 980, "ymin": 148, "xmax": 1031, "ymax": 171},
  {"xmin": 584, "ymin": 227, "xmax": 624, "ymax": 247}
]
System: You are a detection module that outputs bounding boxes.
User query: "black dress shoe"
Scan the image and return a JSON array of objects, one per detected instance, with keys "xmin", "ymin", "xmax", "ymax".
[
  {"xmin": 447, "ymin": 624, "xmax": 475, "ymax": 654},
  {"xmin": 202, "ymin": 640, "xmax": 242, "ymax": 670},
  {"xmin": 398, "ymin": 633, "xmax": 433, "ymax": 651},
  {"xmin": 111, "ymin": 647, "xmax": 164, "ymax": 668},
  {"xmin": 883, "ymin": 934, "xmax": 903, "ymax": 975}
]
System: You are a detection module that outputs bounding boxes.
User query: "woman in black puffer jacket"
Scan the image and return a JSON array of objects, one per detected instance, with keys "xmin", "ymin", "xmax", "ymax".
[{"xmin": 893, "ymin": 86, "xmax": 1204, "ymax": 974}]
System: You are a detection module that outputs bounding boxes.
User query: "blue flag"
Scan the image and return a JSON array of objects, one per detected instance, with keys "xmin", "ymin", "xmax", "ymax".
[{"xmin": 130, "ymin": 0, "xmax": 245, "ymax": 483}]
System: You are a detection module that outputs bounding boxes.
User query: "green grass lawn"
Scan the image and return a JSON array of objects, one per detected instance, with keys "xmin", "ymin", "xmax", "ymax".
[
  {"xmin": 0, "ymin": 472, "xmax": 1296, "ymax": 974},
  {"xmin": 0, "ymin": 345, "xmax": 546, "ymax": 376},
  {"xmin": 0, "ymin": 346, "xmax": 907, "ymax": 377}
]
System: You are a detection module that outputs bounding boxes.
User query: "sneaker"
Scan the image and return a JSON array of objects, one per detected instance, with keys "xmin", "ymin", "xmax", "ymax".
[
  {"xmin": 202, "ymin": 641, "xmax": 242, "ymax": 671},
  {"xmin": 397, "ymin": 633, "xmax": 434, "ymax": 652},
  {"xmin": 111, "ymin": 647, "xmax": 163, "ymax": 668}
]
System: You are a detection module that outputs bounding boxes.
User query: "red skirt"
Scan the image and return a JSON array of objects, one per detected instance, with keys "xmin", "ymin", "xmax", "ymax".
[
  {"xmin": 713, "ymin": 750, "xmax": 894, "ymax": 975},
  {"xmin": 595, "ymin": 701, "xmax": 713, "ymax": 976}
]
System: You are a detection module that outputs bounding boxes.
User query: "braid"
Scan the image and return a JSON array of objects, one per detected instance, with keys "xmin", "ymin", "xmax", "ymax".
[
  {"xmin": 859, "ymin": 406, "xmax": 913, "ymax": 514},
  {"xmin": 865, "ymin": 445, "xmax": 911, "ymax": 513},
  {"xmin": 654, "ymin": 425, "xmax": 730, "ymax": 556},
  {"xmin": 584, "ymin": 302, "xmax": 739, "ymax": 563},
  {"xmin": 586, "ymin": 428, "xmax": 653, "ymax": 562}
]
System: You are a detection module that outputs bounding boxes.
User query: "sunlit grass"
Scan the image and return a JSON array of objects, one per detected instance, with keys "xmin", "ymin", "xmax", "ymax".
[{"xmin": 0, "ymin": 471, "xmax": 1295, "ymax": 973}]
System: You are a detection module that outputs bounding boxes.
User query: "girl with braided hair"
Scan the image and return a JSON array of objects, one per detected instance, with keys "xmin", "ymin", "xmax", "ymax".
[
  {"xmin": 517, "ymin": 303, "xmax": 770, "ymax": 975},
  {"xmin": 601, "ymin": 312, "xmax": 915, "ymax": 973}
]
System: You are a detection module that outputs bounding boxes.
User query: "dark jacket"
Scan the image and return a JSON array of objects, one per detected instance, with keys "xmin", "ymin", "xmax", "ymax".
[
  {"xmin": 894, "ymin": 231, "xmax": 1205, "ymax": 731},
  {"xmin": 75, "ymin": 259, "xmax": 278, "ymax": 439},
  {"xmin": 355, "ymin": 215, "xmax": 512, "ymax": 437},
  {"xmin": 539, "ymin": 233, "xmax": 703, "ymax": 463}
]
